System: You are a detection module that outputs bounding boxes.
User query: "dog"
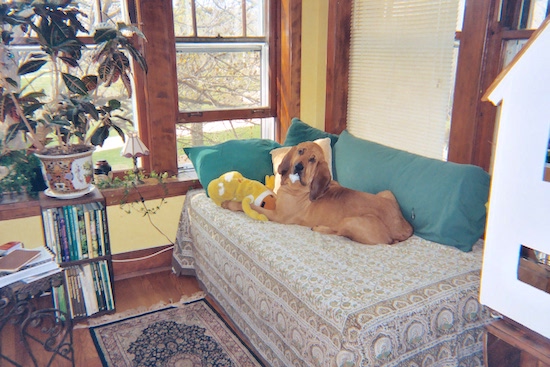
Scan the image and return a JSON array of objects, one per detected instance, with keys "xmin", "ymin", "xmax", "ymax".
[{"xmin": 248, "ymin": 141, "xmax": 413, "ymax": 245}]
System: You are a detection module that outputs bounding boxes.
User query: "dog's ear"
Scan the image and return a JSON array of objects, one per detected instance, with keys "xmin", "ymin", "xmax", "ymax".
[
  {"xmin": 278, "ymin": 146, "xmax": 296, "ymax": 183},
  {"xmin": 310, "ymin": 160, "xmax": 331, "ymax": 201}
]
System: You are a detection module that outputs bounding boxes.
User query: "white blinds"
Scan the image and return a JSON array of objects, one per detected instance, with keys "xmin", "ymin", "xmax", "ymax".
[{"xmin": 347, "ymin": 0, "xmax": 460, "ymax": 160}]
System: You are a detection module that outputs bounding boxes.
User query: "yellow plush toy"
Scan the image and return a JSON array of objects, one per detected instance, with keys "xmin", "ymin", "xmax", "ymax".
[{"xmin": 207, "ymin": 171, "xmax": 276, "ymax": 221}]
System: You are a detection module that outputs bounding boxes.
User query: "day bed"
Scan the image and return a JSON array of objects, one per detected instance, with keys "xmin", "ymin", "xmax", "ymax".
[{"xmin": 172, "ymin": 119, "xmax": 493, "ymax": 366}]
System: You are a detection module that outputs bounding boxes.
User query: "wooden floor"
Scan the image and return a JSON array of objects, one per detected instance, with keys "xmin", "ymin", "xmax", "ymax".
[{"xmin": 2, "ymin": 271, "xmax": 203, "ymax": 367}]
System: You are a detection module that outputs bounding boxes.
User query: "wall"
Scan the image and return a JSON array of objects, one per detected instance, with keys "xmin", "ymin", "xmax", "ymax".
[
  {"xmin": 300, "ymin": 0, "xmax": 328, "ymax": 130},
  {"xmin": 0, "ymin": 196, "xmax": 185, "ymax": 254}
]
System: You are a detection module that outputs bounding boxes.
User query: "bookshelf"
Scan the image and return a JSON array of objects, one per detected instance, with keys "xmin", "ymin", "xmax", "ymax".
[{"xmin": 39, "ymin": 189, "xmax": 115, "ymax": 320}]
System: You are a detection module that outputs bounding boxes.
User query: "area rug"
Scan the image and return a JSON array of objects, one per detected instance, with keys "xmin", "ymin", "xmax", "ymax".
[{"xmin": 90, "ymin": 299, "xmax": 264, "ymax": 367}]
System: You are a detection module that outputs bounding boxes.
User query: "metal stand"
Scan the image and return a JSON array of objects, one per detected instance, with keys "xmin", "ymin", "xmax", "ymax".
[{"xmin": 0, "ymin": 272, "xmax": 74, "ymax": 367}]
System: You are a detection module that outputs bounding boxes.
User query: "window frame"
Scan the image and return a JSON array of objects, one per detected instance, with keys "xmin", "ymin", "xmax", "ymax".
[
  {"xmin": 130, "ymin": 0, "xmax": 297, "ymax": 177},
  {"xmin": 173, "ymin": 0, "xmax": 276, "ymax": 124}
]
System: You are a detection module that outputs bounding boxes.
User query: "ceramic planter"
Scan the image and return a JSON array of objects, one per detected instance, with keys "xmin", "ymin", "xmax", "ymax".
[{"xmin": 34, "ymin": 145, "xmax": 95, "ymax": 199}]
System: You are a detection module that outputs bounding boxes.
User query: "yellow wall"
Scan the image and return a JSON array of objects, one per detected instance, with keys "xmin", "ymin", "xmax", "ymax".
[
  {"xmin": 300, "ymin": 0, "xmax": 329, "ymax": 130},
  {"xmin": 0, "ymin": 196, "xmax": 185, "ymax": 254},
  {"xmin": 1, "ymin": 5, "xmax": 330, "ymax": 255},
  {"xmin": 0, "ymin": 216, "xmax": 43, "ymax": 248}
]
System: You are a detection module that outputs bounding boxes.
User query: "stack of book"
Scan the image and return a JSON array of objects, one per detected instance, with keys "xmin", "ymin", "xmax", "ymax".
[
  {"xmin": 41, "ymin": 202, "xmax": 110, "ymax": 263},
  {"xmin": 0, "ymin": 246, "xmax": 60, "ymax": 288},
  {"xmin": 53, "ymin": 260, "xmax": 114, "ymax": 318}
]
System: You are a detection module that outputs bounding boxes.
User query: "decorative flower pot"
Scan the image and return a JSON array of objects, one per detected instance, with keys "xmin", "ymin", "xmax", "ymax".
[{"xmin": 34, "ymin": 145, "xmax": 95, "ymax": 199}]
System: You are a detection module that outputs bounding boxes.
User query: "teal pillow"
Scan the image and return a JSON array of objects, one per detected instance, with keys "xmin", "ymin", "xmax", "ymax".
[
  {"xmin": 184, "ymin": 139, "xmax": 281, "ymax": 193},
  {"xmin": 284, "ymin": 117, "xmax": 339, "ymax": 148},
  {"xmin": 334, "ymin": 130, "xmax": 490, "ymax": 251}
]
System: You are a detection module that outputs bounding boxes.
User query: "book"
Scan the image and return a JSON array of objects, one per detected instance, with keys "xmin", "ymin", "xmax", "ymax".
[
  {"xmin": 76, "ymin": 206, "xmax": 89, "ymax": 259},
  {"xmin": 24, "ymin": 246, "xmax": 55, "ymax": 267},
  {"xmin": 21, "ymin": 267, "xmax": 61, "ymax": 283},
  {"xmin": 99, "ymin": 261, "xmax": 114, "ymax": 311},
  {"xmin": 92, "ymin": 262, "xmax": 106, "ymax": 311},
  {"xmin": 0, "ymin": 260, "xmax": 59, "ymax": 288},
  {"xmin": 80, "ymin": 264, "xmax": 99, "ymax": 315},
  {"xmin": 0, "ymin": 241, "xmax": 23, "ymax": 256},
  {"xmin": 63, "ymin": 206, "xmax": 76, "ymax": 261},
  {"xmin": 0, "ymin": 249, "xmax": 40, "ymax": 273},
  {"xmin": 57, "ymin": 207, "xmax": 70, "ymax": 262}
]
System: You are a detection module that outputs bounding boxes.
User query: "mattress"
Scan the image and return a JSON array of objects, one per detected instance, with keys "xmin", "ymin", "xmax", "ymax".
[{"xmin": 172, "ymin": 190, "xmax": 492, "ymax": 367}]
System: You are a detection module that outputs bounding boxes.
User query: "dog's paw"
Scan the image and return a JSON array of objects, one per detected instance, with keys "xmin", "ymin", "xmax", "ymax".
[{"xmin": 312, "ymin": 225, "xmax": 336, "ymax": 234}]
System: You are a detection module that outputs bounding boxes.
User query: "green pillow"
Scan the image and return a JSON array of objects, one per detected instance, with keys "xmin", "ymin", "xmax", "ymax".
[
  {"xmin": 284, "ymin": 117, "xmax": 339, "ymax": 148},
  {"xmin": 184, "ymin": 139, "xmax": 281, "ymax": 193},
  {"xmin": 334, "ymin": 130, "xmax": 490, "ymax": 251}
]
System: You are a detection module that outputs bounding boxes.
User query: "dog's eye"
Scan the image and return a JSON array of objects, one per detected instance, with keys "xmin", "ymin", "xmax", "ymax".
[
  {"xmin": 298, "ymin": 149, "xmax": 304, "ymax": 155},
  {"xmin": 308, "ymin": 156, "xmax": 316, "ymax": 163}
]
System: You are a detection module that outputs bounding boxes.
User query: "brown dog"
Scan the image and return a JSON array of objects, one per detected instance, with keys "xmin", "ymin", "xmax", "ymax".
[{"xmin": 249, "ymin": 141, "xmax": 413, "ymax": 245}]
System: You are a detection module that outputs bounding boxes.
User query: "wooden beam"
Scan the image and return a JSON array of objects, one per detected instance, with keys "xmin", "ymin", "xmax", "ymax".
[
  {"xmin": 276, "ymin": 0, "xmax": 302, "ymax": 142},
  {"xmin": 134, "ymin": 0, "xmax": 179, "ymax": 176},
  {"xmin": 324, "ymin": 0, "xmax": 352, "ymax": 135},
  {"xmin": 448, "ymin": 0, "xmax": 500, "ymax": 171}
]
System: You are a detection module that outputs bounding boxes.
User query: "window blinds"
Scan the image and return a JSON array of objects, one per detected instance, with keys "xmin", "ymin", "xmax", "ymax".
[{"xmin": 347, "ymin": 0, "xmax": 460, "ymax": 160}]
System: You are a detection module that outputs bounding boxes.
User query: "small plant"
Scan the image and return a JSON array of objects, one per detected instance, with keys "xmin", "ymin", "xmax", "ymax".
[
  {"xmin": 0, "ymin": 149, "xmax": 42, "ymax": 196},
  {"xmin": 96, "ymin": 170, "xmax": 170, "ymax": 216}
]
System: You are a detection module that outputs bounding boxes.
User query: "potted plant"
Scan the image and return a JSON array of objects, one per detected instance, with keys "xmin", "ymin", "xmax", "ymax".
[{"xmin": 0, "ymin": 1, "xmax": 147, "ymax": 198}]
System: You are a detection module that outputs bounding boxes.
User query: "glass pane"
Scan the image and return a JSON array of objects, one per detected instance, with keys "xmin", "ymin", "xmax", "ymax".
[
  {"xmin": 177, "ymin": 118, "xmax": 273, "ymax": 168},
  {"xmin": 244, "ymin": 0, "xmax": 264, "ymax": 36},
  {"xmin": 526, "ymin": 0, "xmax": 550, "ymax": 29},
  {"xmin": 173, "ymin": 0, "xmax": 196, "ymax": 37},
  {"xmin": 76, "ymin": 0, "xmax": 127, "ymax": 32},
  {"xmin": 175, "ymin": 48, "xmax": 263, "ymax": 111},
  {"xmin": 511, "ymin": 0, "xmax": 550, "ymax": 29},
  {"xmin": 173, "ymin": 0, "xmax": 265, "ymax": 37},
  {"xmin": 503, "ymin": 39, "xmax": 529, "ymax": 67},
  {"xmin": 456, "ymin": 0, "xmax": 466, "ymax": 32},
  {"xmin": 196, "ymin": 0, "xmax": 243, "ymax": 37}
]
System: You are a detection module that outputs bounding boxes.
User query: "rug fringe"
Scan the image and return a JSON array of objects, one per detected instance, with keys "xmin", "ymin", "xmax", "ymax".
[{"xmin": 75, "ymin": 290, "xmax": 206, "ymax": 329}]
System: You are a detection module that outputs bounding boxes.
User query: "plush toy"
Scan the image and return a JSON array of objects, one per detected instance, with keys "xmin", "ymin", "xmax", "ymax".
[{"xmin": 207, "ymin": 171, "xmax": 276, "ymax": 221}]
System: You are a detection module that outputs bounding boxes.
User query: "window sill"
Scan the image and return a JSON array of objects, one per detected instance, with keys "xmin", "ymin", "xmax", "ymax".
[{"xmin": 0, "ymin": 172, "xmax": 201, "ymax": 221}]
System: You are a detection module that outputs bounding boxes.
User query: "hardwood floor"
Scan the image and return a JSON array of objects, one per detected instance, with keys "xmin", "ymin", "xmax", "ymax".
[{"xmin": 2, "ymin": 271, "xmax": 202, "ymax": 367}]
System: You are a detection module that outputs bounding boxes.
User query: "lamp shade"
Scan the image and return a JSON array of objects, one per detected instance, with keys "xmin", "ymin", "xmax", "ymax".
[{"xmin": 121, "ymin": 132, "xmax": 149, "ymax": 158}]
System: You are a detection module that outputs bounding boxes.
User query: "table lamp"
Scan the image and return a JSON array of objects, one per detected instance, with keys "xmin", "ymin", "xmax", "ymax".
[{"xmin": 121, "ymin": 132, "xmax": 149, "ymax": 182}]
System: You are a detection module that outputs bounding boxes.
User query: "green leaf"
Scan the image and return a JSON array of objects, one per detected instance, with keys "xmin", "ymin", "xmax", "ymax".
[
  {"xmin": 93, "ymin": 28, "xmax": 118, "ymax": 44},
  {"xmin": 18, "ymin": 59, "xmax": 48, "ymax": 75},
  {"xmin": 23, "ymin": 102, "xmax": 44, "ymax": 116},
  {"xmin": 108, "ymin": 99, "xmax": 121, "ymax": 110},
  {"xmin": 5, "ymin": 77, "xmax": 18, "ymax": 88},
  {"xmin": 112, "ymin": 124, "xmax": 126, "ymax": 140},
  {"xmin": 81, "ymin": 101, "xmax": 99, "ymax": 120},
  {"xmin": 91, "ymin": 125, "xmax": 111, "ymax": 146},
  {"xmin": 126, "ymin": 45, "xmax": 148, "ymax": 74},
  {"xmin": 59, "ymin": 55, "xmax": 79, "ymax": 68},
  {"xmin": 49, "ymin": 115, "xmax": 71, "ymax": 127},
  {"xmin": 62, "ymin": 73, "xmax": 88, "ymax": 96}
]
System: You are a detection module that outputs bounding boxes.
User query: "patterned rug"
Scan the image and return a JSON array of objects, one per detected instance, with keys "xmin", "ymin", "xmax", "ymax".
[{"xmin": 90, "ymin": 299, "xmax": 264, "ymax": 367}]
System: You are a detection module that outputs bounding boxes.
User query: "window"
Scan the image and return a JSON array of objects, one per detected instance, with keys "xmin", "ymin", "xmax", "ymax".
[
  {"xmin": 346, "ymin": 0, "xmax": 462, "ymax": 160},
  {"xmin": 172, "ymin": 0, "xmax": 275, "ymax": 170}
]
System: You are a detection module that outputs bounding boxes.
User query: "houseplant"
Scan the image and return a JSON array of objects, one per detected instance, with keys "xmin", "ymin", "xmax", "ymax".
[{"xmin": 0, "ymin": 1, "xmax": 147, "ymax": 198}]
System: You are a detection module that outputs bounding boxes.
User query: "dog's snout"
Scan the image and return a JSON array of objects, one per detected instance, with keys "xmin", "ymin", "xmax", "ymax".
[{"xmin": 294, "ymin": 162, "xmax": 304, "ymax": 172}]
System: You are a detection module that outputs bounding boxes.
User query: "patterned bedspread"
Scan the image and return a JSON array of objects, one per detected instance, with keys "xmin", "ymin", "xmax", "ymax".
[{"xmin": 172, "ymin": 190, "xmax": 492, "ymax": 367}]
